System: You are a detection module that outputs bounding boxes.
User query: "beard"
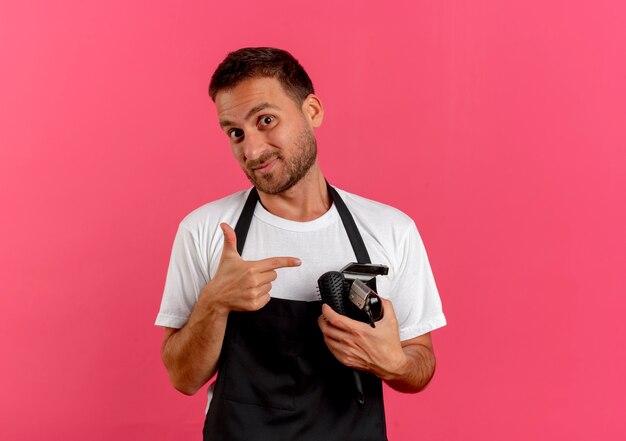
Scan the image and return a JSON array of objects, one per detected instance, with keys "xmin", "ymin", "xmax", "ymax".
[{"xmin": 243, "ymin": 127, "xmax": 317, "ymax": 195}]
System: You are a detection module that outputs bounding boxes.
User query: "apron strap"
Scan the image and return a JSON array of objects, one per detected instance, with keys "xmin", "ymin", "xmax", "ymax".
[
  {"xmin": 234, "ymin": 187, "xmax": 260, "ymax": 256},
  {"xmin": 325, "ymin": 182, "xmax": 371, "ymax": 265}
]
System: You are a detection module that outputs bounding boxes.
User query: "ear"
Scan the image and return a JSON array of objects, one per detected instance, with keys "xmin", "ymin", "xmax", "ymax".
[{"xmin": 301, "ymin": 94, "xmax": 324, "ymax": 128}]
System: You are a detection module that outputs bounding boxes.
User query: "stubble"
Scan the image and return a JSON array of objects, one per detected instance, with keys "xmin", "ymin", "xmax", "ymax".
[{"xmin": 243, "ymin": 127, "xmax": 317, "ymax": 195}]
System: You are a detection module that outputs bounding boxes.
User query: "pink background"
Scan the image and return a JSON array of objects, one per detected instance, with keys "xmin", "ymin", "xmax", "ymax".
[{"xmin": 1, "ymin": 0, "xmax": 625, "ymax": 440}]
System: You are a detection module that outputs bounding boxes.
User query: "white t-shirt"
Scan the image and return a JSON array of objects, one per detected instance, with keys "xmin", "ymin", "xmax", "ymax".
[{"xmin": 155, "ymin": 187, "xmax": 446, "ymax": 341}]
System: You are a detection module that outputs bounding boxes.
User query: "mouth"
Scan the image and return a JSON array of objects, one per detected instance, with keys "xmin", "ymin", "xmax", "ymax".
[{"xmin": 251, "ymin": 158, "xmax": 277, "ymax": 174}]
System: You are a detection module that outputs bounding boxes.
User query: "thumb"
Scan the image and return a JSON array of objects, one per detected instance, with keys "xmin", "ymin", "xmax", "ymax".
[
  {"xmin": 378, "ymin": 297, "xmax": 394, "ymax": 322},
  {"xmin": 220, "ymin": 223, "xmax": 240, "ymax": 260}
]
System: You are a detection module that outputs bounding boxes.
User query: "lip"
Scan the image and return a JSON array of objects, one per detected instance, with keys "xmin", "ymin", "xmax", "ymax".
[{"xmin": 252, "ymin": 158, "xmax": 277, "ymax": 174}]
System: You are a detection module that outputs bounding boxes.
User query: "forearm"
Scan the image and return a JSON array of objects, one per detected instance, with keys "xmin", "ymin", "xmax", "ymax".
[
  {"xmin": 381, "ymin": 343, "xmax": 436, "ymax": 393},
  {"xmin": 161, "ymin": 286, "xmax": 229, "ymax": 395}
]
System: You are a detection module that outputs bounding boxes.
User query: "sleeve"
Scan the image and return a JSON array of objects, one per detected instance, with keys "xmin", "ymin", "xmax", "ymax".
[
  {"xmin": 155, "ymin": 223, "xmax": 209, "ymax": 329},
  {"xmin": 390, "ymin": 222, "xmax": 446, "ymax": 341}
]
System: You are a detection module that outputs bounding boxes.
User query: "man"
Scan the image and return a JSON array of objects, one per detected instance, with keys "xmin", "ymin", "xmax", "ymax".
[{"xmin": 156, "ymin": 47, "xmax": 446, "ymax": 441}]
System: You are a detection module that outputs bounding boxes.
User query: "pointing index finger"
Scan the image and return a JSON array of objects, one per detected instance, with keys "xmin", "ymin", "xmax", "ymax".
[{"xmin": 256, "ymin": 256, "xmax": 301, "ymax": 271}]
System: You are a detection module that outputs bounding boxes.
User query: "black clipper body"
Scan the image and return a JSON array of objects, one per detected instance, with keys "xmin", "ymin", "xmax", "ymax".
[{"xmin": 317, "ymin": 263, "xmax": 388, "ymax": 327}]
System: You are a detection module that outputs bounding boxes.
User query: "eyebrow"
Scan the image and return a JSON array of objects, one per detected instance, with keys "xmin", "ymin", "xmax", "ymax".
[{"xmin": 219, "ymin": 102, "xmax": 280, "ymax": 128}]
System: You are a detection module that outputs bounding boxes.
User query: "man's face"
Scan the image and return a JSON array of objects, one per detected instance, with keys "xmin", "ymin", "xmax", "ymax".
[{"xmin": 215, "ymin": 77, "xmax": 319, "ymax": 195}]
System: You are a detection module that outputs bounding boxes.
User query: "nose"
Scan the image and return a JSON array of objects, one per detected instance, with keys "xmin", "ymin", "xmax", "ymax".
[{"xmin": 240, "ymin": 130, "xmax": 267, "ymax": 162}]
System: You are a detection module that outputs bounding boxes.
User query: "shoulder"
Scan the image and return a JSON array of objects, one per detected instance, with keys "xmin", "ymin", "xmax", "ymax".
[
  {"xmin": 335, "ymin": 187, "xmax": 416, "ymax": 235},
  {"xmin": 179, "ymin": 189, "xmax": 251, "ymax": 234}
]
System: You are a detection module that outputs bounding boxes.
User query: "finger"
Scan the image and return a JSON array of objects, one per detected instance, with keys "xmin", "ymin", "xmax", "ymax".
[
  {"xmin": 255, "ymin": 256, "xmax": 301, "ymax": 272},
  {"xmin": 321, "ymin": 304, "xmax": 353, "ymax": 332},
  {"xmin": 254, "ymin": 282, "xmax": 273, "ymax": 297},
  {"xmin": 378, "ymin": 297, "xmax": 396, "ymax": 324},
  {"xmin": 380, "ymin": 297, "xmax": 393, "ymax": 310},
  {"xmin": 219, "ymin": 223, "xmax": 240, "ymax": 260},
  {"xmin": 317, "ymin": 314, "xmax": 333, "ymax": 335},
  {"xmin": 319, "ymin": 319, "xmax": 349, "ymax": 342},
  {"xmin": 251, "ymin": 291, "xmax": 271, "ymax": 310},
  {"xmin": 238, "ymin": 290, "xmax": 271, "ymax": 312},
  {"xmin": 322, "ymin": 304, "xmax": 376, "ymax": 335},
  {"xmin": 254, "ymin": 270, "xmax": 278, "ymax": 286}
]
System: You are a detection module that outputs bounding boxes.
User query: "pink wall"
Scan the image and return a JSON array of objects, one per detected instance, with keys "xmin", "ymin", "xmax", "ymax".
[{"xmin": 1, "ymin": 1, "xmax": 625, "ymax": 439}]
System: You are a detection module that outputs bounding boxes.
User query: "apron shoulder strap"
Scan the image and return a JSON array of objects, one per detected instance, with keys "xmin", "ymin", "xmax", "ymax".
[
  {"xmin": 234, "ymin": 187, "xmax": 259, "ymax": 256},
  {"xmin": 326, "ymin": 183, "xmax": 371, "ymax": 264}
]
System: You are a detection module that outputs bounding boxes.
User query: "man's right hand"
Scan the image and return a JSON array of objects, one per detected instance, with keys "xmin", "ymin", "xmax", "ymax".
[
  {"xmin": 162, "ymin": 222, "xmax": 299, "ymax": 395},
  {"xmin": 201, "ymin": 223, "xmax": 301, "ymax": 314}
]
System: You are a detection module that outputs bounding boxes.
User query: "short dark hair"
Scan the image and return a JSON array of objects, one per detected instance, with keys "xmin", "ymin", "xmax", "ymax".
[{"xmin": 208, "ymin": 47, "xmax": 315, "ymax": 103}]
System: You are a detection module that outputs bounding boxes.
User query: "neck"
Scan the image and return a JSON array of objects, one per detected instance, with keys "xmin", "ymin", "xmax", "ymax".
[{"xmin": 256, "ymin": 163, "xmax": 331, "ymax": 222}]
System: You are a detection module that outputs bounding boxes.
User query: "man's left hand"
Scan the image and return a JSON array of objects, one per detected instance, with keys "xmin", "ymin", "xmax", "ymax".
[{"xmin": 318, "ymin": 298, "xmax": 407, "ymax": 380}]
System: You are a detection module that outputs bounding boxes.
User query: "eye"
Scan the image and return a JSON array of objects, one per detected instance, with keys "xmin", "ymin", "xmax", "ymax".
[
  {"xmin": 228, "ymin": 128, "xmax": 244, "ymax": 140},
  {"xmin": 258, "ymin": 115, "xmax": 276, "ymax": 128}
]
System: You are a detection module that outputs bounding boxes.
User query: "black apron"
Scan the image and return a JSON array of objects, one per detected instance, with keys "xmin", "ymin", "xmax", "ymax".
[{"xmin": 203, "ymin": 185, "xmax": 387, "ymax": 441}]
